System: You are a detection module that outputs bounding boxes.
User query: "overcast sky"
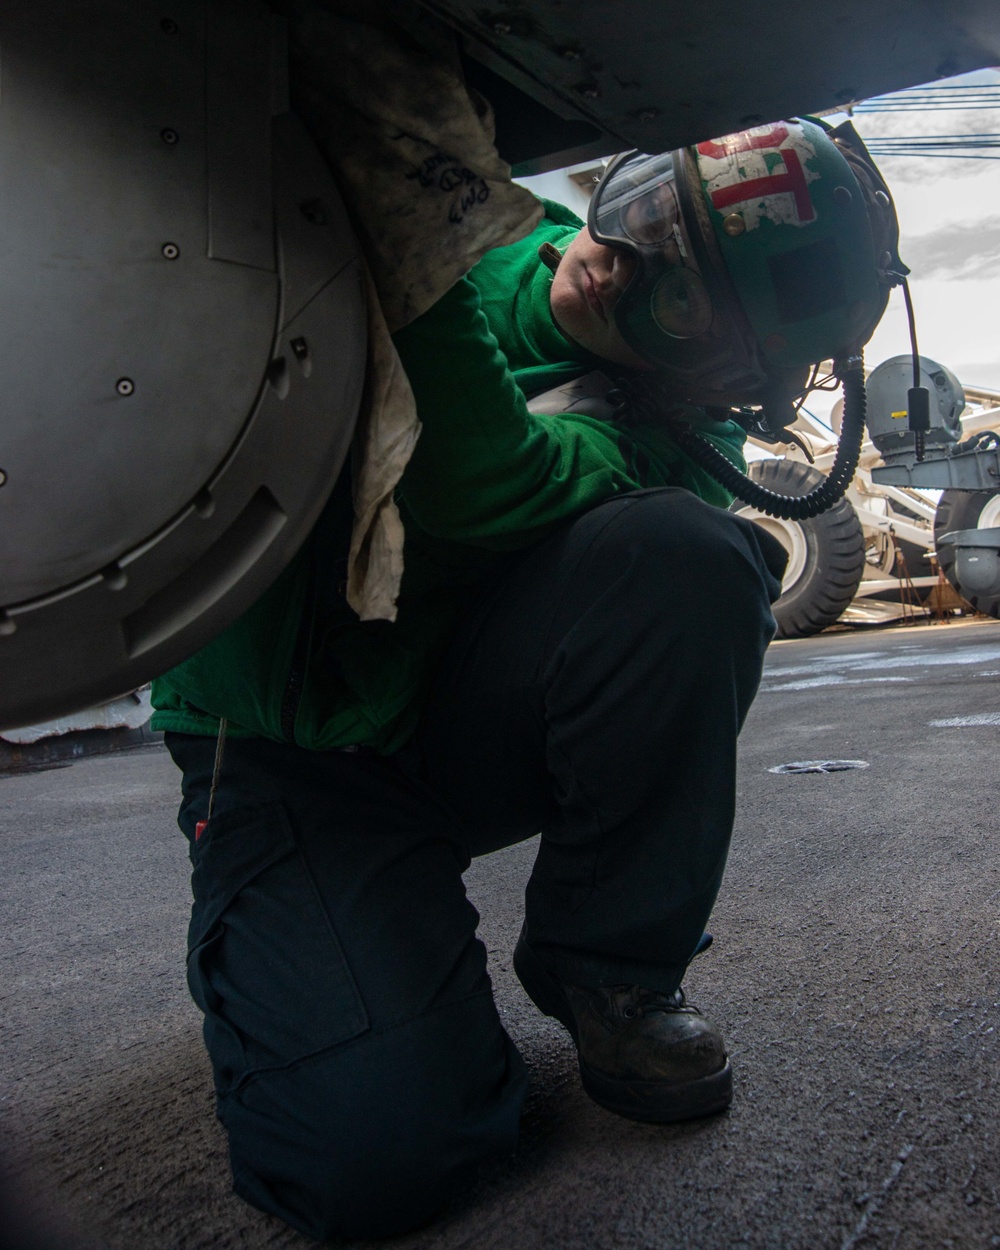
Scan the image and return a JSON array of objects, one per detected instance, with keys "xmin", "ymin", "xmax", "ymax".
[
  {"xmin": 521, "ymin": 67, "xmax": 1000, "ymax": 398},
  {"xmin": 834, "ymin": 67, "xmax": 1000, "ymax": 394}
]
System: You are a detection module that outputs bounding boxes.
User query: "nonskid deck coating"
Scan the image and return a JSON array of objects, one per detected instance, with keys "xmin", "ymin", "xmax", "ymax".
[{"xmin": 3, "ymin": 617, "xmax": 1000, "ymax": 1249}]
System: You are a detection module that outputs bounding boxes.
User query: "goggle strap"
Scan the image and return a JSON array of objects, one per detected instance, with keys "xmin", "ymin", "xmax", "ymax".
[{"xmin": 537, "ymin": 242, "xmax": 563, "ymax": 275}]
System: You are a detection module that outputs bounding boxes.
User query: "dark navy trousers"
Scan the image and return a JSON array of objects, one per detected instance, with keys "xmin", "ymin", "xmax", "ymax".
[{"xmin": 166, "ymin": 488, "xmax": 786, "ymax": 1242}]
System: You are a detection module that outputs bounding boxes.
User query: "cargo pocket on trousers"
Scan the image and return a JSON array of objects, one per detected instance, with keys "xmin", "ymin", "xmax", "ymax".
[{"xmin": 186, "ymin": 800, "xmax": 369, "ymax": 1097}]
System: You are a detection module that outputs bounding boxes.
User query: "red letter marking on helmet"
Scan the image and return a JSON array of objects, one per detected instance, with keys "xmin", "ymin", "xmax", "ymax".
[
  {"xmin": 701, "ymin": 145, "xmax": 815, "ymax": 223},
  {"xmin": 696, "ymin": 125, "xmax": 790, "ymax": 159}
]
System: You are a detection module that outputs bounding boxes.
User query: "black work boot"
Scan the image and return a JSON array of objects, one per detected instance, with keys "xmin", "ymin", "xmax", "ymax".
[{"xmin": 512, "ymin": 931, "xmax": 732, "ymax": 1124}]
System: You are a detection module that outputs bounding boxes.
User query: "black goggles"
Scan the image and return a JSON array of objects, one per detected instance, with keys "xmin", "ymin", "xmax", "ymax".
[{"xmin": 588, "ymin": 150, "xmax": 715, "ymax": 351}]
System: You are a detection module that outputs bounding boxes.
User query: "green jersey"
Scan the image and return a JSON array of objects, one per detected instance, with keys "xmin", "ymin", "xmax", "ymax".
[{"xmin": 151, "ymin": 200, "xmax": 746, "ymax": 751}]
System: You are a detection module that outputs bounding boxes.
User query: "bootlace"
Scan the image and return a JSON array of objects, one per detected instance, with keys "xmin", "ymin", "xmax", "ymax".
[{"xmin": 619, "ymin": 986, "xmax": 699, "ymax": 1020}]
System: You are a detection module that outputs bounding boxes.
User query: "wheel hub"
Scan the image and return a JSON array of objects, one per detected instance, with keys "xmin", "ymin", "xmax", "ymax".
[{"xmin": 734, "ymin": 508, "xmax": 808, "ymax": 592}]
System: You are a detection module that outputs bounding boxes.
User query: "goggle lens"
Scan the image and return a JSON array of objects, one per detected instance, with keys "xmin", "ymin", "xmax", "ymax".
[
  {"xmin": 650, "ymin": 268, "xmax": 714, "ymax": 341},
  {"xmin": 621, "ymin": 180, "xmax": 681, "ymax": 247}
]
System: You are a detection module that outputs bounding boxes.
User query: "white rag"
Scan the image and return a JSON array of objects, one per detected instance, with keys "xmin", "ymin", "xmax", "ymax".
[{"xmin": 290, "ymin": 0, "xmax": 544, "ymax": 620}]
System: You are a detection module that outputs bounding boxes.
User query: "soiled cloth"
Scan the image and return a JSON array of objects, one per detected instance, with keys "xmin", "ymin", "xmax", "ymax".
[
  {"xmin": 345, "ymin": 267, "xmax": 421, "ymax": 623},
  {"xmin": 289, "ymin": 0, "xmax": 544, "ymax": 620}
]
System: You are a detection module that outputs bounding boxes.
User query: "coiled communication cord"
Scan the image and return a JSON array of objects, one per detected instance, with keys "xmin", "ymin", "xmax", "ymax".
[{"xmin": 670, "ymin": 361, "xmax": 868, "ymax": 521}]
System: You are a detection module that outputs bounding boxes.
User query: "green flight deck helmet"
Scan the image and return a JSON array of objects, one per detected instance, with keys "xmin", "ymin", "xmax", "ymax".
[{"xmin": 588, "ymin": 117, "xmax": 904, "ymax": 426}]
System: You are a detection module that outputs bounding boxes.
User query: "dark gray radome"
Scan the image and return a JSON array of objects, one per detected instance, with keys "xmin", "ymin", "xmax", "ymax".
[{"xmin": 0, "ymin": 0, "xmax": 366, "ymax": 729}]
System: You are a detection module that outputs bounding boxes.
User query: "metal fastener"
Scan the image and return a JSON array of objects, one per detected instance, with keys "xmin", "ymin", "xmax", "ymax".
[
  {"xmin": 290, "ymin": 337, "xmax": 312, "ymax": 378},
  {"xmin": 579, "ymin": 84, "xmax": 601, "ymax": 100},
  {"xmin": 722, "ymin": 212, "xmax": 745, "ymax": 237},
  {"xmin": 161, "ymin": 242, "xmax": 180, "ymax": 259},
  {"xmin": 102, "ymin": 564, "xmax": 128, "ymax": 592},
  {"xmin": 0, "ymin": 468, "xmax": 6, "ymax": 487},
  {"xmin": 193, "ymin": 489, "xmax": 215, "ymax": 519},
  {"xmin": 561, "ymin": 47, "xmax": 581, "ymax": 61},
  {"xmin": 875, "ymin": 190, "xmax": 890, "ymax": 208},
  {"xmin": 160, "ymin": 128, "xmax": 179, "ymax": 145},
  {"xmin": 492, "ymin": 21, "xmax": 511, "ymax": 34},
  {"xmin": 267, "ymin": 356, "xmax": 290, "ymax": 400},
  {"xmin": 0, "ymin": 614, "xmax": 16, "ymax": 638},
  {"xmin": 833, "ymin": 185, "xmax": 853, "ymax": 206},
  {"xmin": 116, "ymin": 377, "xmax": 135, "ymax": 397}
]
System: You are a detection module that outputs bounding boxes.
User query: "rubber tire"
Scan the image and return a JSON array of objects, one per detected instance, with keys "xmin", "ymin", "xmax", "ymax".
[
  {"xmin": 934, "ymin": 488, "xmax": 1000, "ymax": 616},
  {"xmin": 730, "ymin": 459, "xmax": 866, "ymax": 640}
]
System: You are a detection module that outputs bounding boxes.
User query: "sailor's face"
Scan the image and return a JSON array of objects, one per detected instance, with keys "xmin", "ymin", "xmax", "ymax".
[{"xmin": 549, "ymin": 228, "xmax": 654, "ymax": 370}]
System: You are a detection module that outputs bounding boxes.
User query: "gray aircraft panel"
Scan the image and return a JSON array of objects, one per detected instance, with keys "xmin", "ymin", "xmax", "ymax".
[{"xmin": 412, "ymin": 0, "xmax": 1000, "ymax": 169}]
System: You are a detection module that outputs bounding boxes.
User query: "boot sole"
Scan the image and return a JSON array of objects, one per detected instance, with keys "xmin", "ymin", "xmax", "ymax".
[{"xmin": 513, "ymin": 932, "xmax": 733, "ymax": 1125}]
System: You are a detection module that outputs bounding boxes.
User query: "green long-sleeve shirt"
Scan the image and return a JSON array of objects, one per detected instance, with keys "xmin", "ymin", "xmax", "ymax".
[{"xmin": 151, "ymin": 200, "xmax": 746, "ymax": 751}]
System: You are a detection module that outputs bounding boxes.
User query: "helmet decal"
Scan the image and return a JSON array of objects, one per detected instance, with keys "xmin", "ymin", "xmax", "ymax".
[{"xmin": 695, "ymin": 123, "xmax": 820, "ymax": 230}]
